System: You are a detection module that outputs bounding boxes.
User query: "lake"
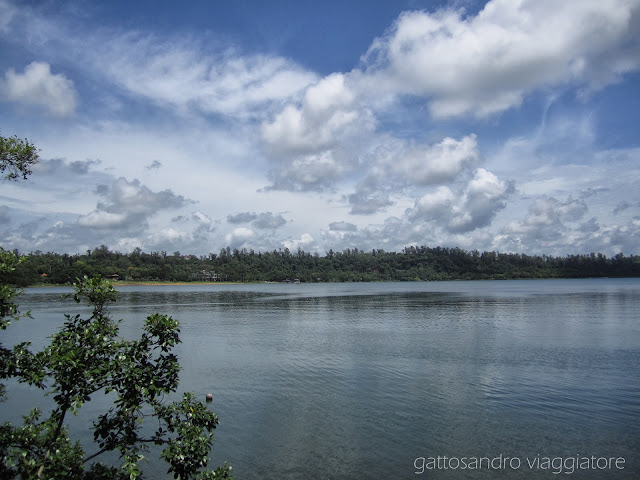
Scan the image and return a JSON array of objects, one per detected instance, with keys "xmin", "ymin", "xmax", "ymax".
[{"xmin": 3, "ymin": 279, "xmax": 640, "ymax": 479}]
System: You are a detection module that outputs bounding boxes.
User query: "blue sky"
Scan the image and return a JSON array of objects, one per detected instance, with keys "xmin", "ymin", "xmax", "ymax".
[{"xmin": 1, "ymin": 0, "xmax": 639, "ymax": 256}]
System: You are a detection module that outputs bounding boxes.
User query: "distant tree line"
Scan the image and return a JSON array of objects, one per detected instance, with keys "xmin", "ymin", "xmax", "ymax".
[{"xmin": 1, "ymin": 244, "xmax": 638, "ymax": 286}]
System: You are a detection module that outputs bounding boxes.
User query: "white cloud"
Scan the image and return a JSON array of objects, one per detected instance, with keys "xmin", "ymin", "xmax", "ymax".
[
  {"xmin": 347, "ymin": 134, "xmax": 480, "ymax": 214},
  {"xmin": 261, "ymin": 73, "xmax": 377, "ymax": 191},
  {"xmin": 266, "ymin": 150, "xmax": 350, "ymax": 192},
  {"xmin": 261, "ymin": 73, "xmax": 366, "ymax": 155},
  {"xmin": 0, "ymin": 3, "xmax": 316, "ymax": 120},
  {"xmin": 146, "ymin": 227, "xmax": 189, "ymax": 246},
  {"xmin": 192, "ymin": 211, "xmax": 212, "ymax": 226},
  {"xmin": 1, "ymin": 0, "xmax": 638, "ymax": 259},
  {"xmin": 411, "ymin": 186, "xmax": 456, "ymax": 219},
  {"xmin": 322, "ymin": 215, "xmax": 428, "ymax": 253},
  {"xmin": 113, "ymin": 237, "xmax": 143, "ymax": 253},
  {"xmin": 225, "ymin": 227, "xmax": 255, "ymax": 249},
  {"xmin": 448, "ymin": 168, "xmax": 514, "ymax": 232},
  {"xmin": 141, "ymin": 209, "xmax": 216, "ymax": 253},
  {"xmin": 303, "ymin": 73, "xmax": 356, "ymax": 115},
  {"xmin": 283, "ymin": 233, "xmax": 314, "ymax": 251},
  {"xmin": 77, "ymin": 210, "xmax": 127, "ymax": 228},
  {"xmin": 593, "ymin": 218, "xmax": 640, "ymax": 254},
  {"xmin": 77, "ymin": 177, "xmax": 189, "ymax": 231},
  {"xmin": 494, "ymin": 194, "xmax": 640, "ymax": 255},
  {"xmin": 99, "ymin": 177, "xmax": 187, "ymax": 215},
  {"xmin": 505, "ymin": 196, "xmax": 588, "ymax": 240},
  {"xmin": 1, "ymin": 61, "xmax": 77, "ymax": 116},
  {"xmin": 390, "ymin": 134, "xmax": 480, "ymax": 185},
  {"xmin": 99, "ymin": 34, "xmax": 316, "ymax": 119},
  {"xmin": 407, "ymin": 168, "xmax": 513, "ymax": 233},
  {"xmin": 363, "ymin": 0, "xmax": 640, "ymax": 118}
]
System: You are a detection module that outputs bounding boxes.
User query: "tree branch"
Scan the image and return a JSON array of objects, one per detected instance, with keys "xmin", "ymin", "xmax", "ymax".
[{"xmin": 83, "ymin": 438, "xmax": 168, "ymax": 464}]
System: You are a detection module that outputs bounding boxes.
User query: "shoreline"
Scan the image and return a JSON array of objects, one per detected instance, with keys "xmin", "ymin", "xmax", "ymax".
[
  {"xmin": 24, "ymin": 281, "xmax": 247, "ymax": 288},
  {"xmin": 112, "ymin": 281, "xmax": 244, "ymax": 286},
  {"xmin": 22, "ymin": 276, "xmax": 637, "ymax": 289}
]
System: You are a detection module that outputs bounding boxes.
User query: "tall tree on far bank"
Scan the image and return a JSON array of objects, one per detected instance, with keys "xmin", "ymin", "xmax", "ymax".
[{"xmin": 0, "ymin": 133, "xmax": 39, "ymax": 181}]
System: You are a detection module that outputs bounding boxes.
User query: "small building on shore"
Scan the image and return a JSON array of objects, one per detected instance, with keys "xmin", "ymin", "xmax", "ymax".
[{"xmin": 191, "ymin": 270, "xmax": 222, "ymax": 281}]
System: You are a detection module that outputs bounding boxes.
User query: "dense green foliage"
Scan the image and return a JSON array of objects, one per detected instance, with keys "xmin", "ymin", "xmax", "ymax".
[
  {"xmin": 2, "ymin": 244, "xmax": 638, "ymax": 286},
  {"xmin": 0, "ymin": 248, "xmax": 232, "ymax": 479},
  {"xmin": 0, "ymin": 133, "xmax": 39, "ymax": 181}
]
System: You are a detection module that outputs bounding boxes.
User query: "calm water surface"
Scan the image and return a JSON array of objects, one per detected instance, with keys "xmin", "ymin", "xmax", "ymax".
[{"xmin": 4, "ymin": 279, "xmax": 640, "ymax": 479}]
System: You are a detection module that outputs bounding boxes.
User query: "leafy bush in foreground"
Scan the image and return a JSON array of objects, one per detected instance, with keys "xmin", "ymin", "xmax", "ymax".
[{"xmin": 0, "ymin": 249, "xmax": 232, "ymax": 479}]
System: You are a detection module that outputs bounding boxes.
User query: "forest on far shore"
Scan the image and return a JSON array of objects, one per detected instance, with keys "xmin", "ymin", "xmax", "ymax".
[{"xmin": 2, "ymin": 244, "xmax": 639, "ymax": 286}]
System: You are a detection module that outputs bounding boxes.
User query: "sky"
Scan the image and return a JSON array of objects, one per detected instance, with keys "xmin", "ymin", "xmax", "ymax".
[{"xmin": 1, "ymin": 0, "xmax": 639, "ymax": 257}]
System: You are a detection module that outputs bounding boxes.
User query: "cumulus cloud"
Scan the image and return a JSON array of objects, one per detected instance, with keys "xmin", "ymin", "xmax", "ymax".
[
  {"xmin": 324, "ymin": 221, "xmax": 360, "ymax": 247},
  {"xmin": 0, "ymin": 206, "xmax": 112, "ymax": 255},
  {"xmin": 1, "ymin": 61, "xmax": 77, "ymax": 116},
  {"xmin": 408, "ymin": 168, "xmax": 513, "ymax": 233},
  {"xmin": 145, "ymin": 226, "xmax": 208, "ymax": 253},
  {"xmin": 393, "ymin": 135, "xmax": 480, "ymax": 185},
  {"xmin": 504, "ymin": 195, "xmax": 588, "ymax": 243},
  {"xmin": 323, "ymin": 215, "xmax": 431, "ymax": 253},
  {"xmin": 347, "ymin": 134, "xmax": 480, "ymax": 214},
  {"xmin": 1, "ymin": 0, "xmax": 638, "ymax": 259},
  {"xmin": 145, "ymin": 210, "xmax": 213, "ymax": 252},
  {"xmin": 449, "ymin": 168, "xmax": 514, "ymax": 232},
  {"xmin": 410, "ymin": 186, "xmax": 456, "ymax": 221},
  {"xmin": 260, "ymin": 0, "xmax": 640, "ymax": 195},
  {"xmin": 192, "ymin": 211, "xmax": 212, "ymax": 226},
  {"xmin": 225, "ymin": 227, "xmax": 255, "ymax": 249},
  {"xmin": 77, "ymin": 177, "xmax": 189, "ymax": 231},
  {"xmin": 363, "ymin": 0, "xmax": 640, "ymax": 117},
  {"xmin": 266, "ymin": 150, "xmax": 351, "ymax": 192},
  {"xmin": 283, "ymin": 233, "xmax": 314, "ymax": 251},
  {"xmin": 495, "ymin": 198, "xmax": 640, "ymax": 256},
  {"xmin": 261, "ymin": 74, "xmax": 365, "ymax": 155},
  {"xmin": 259, "ymin": 0, "xmax": 640, "ymax": 197},
  {"xmin": 588, "ymin": 218, "xmax": 640, "ymax": 254},
  {"xmin": 261, "ymin": 73, "xmax": 376, "ymax": 191}
]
